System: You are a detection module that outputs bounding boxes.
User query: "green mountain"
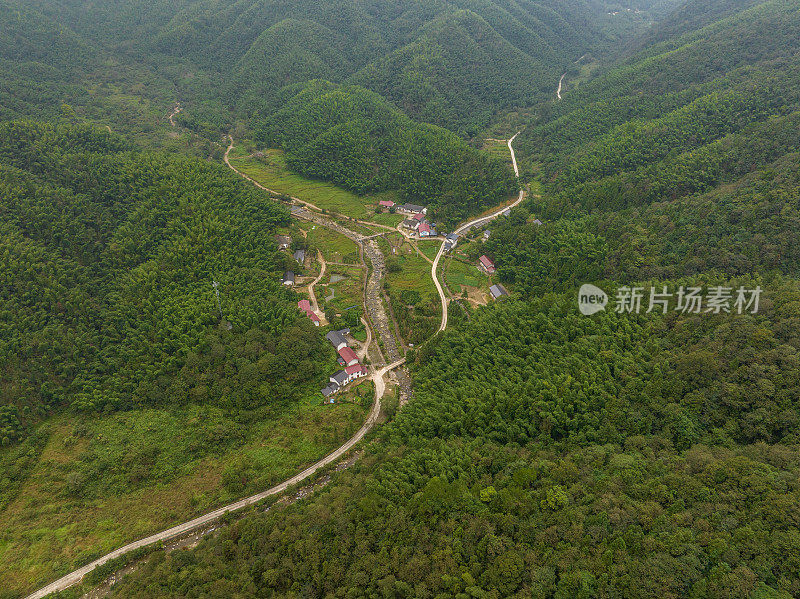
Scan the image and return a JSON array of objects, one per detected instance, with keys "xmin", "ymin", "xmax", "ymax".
[
  {"xmin": 349, "ymin": 9, "xmax": 556, "ymax": 133},
  {"xmin": 253, "ymin": 80, "xmax": 518, "ymax": 226}
]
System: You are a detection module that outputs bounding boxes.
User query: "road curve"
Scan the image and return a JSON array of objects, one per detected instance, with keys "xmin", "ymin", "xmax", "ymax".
[
  {"xmin": 307, "ymin": 250, "xmax": 327, "ymax": 320},
  {"xmin": 432, "ymin": 131, "xmax": 525, "ymax": 333},
  {"xmin": 24, "ymin": 358, "xmax": 405, "ymax": 599}
]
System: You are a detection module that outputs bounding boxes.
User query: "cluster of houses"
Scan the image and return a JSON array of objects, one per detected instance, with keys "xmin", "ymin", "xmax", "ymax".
[
  {"xmin": 320, "ymin": 329, "xmax": 368, "ymax": 401},
  {"xmin": 399, "ymin": 205, "xmax": 438, "ymax": 238},
  {"xmin": 277, "ymin": 235, "xmax": 309, "ymax": 289}
]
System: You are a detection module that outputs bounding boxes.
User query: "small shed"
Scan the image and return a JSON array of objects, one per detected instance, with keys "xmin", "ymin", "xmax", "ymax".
[{"xmin": 490, "ymin": 284, "xmax": 509, "ymax": 300}]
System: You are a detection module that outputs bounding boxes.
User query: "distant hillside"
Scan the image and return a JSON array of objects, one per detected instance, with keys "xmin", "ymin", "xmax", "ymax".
[
  {"xmin": 349, "ymin": 9, "xmax": 556, "ymax": 134},
  {"xmin": 483, "ymin": 0, "xmax": 797, "ymax": 283}
]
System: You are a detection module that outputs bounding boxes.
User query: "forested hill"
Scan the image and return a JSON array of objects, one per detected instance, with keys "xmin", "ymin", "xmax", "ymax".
[
  {"xmin": 3, "ymin": 0, "xmax": 681, "ymax": 134},
  {"xmin": 0, "ymin": 120, "xmax": 330, "ymax": 446},
  {"xmin": 253, "ymin": 81, "xmax": 517, "ymax": 226},
  {"xmin": 494, "ymin": 0, "xmax": 800, "ymax": 292}
]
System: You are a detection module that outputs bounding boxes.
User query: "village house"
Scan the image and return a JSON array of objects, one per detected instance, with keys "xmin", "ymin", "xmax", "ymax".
[
  {"xmin": 337, "ymin": 346, "xmax": 359, "ymax": 367},
  {"xmin": 326, "ymin": 330, "xmax": 348, "ymax": 351},
  {"xmin": 282, "ymin": 271, "xmax": 295, "ymax": 286},
  {"xmin": 444, "ymin": 233, "xmax": 459, "ymax": 251},
  {"xmin": 330, "ymin": 370, "xmax": 349, "ymax": 387},
  {"xmin": 377, "ymin": 200, "xmax": 395, "ymax": 212},
  {"xmin": 276, "ymin": 235, "xmax": 291, "ymax": 250},
  {"xmin": 306, "ymin": 310, "xmax": 320, "ymax": 326},
  {"xmin": 402, "ymin": 218, "xmax": 419, "ymax": 231},
  {"xmin": 345, "ymin": 363, "xmax": 368, "ymax": 380},
  {"xmin": 478, "ymin": 255, "xmax": 496, "ymax": 275},
  {"xmin": 533, "ymin": 218, "xmax": 543, "ymax": 226},
  {"xmin": 321, "ymin": 383, "xmax": 339, "ymax": 400},
  {"xmin": 418, "ymin": 222, "xmax": 432, "ymax": 237},
  {"xmin": 294, "ymin": 249, "xmax": 306, "ymax": 264},
  {"xmin": 298, "ymin": 299, "xmax": 311, "ymax": 311},
  {"xmin": 490, "ymin": 283, "xmax": 509, "ymax": 300},
  {"xmin": 483, "ymin": 230, "xmax": 491, "ymax": 241},
  {"xmin": 397, "ymin": 203, "xmax": 426, "ymax": 215}
]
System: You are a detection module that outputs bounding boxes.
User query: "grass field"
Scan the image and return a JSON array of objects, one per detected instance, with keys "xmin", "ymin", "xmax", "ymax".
[
  {"xmin": 228, "ymin": 144, "xmax": 399, "ymax": 220},
  {"xmin": 443, "ymin": 257, "xmax": 485, "ymax": 291},
  {"xmin": 417, "ymin": 240, "xmax": 442, "ymax": 262},
  {"xmin": 304, "ymin": 224, "xmax": 360, "ymax": 264},
  {"xmin": 321, "ymin": 263, "xmax": 365, "ymax": 316},
  {"xmin": 371, "ymin": 212, "xmax": 406, "ymax": 227},
  {"xmin": 0, "ymin": 395, "xmax": 366, "ymax": 597},
  {"xmin": 482, "ymin": 138, "xmax": 513, "ymax": 163},
  {"xmin": 386, "ymin": 242, "xmax": 438, "ymax": 302}
]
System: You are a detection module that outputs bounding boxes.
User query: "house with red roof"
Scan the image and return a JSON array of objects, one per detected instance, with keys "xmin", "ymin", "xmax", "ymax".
[
  {"xmin": 377, "ymin": 200, "xmax": 395, "ymax": 212},
  {"xmin": 298, "ymin": 299, "xmax": 311, "ymax": 311},
  {"xmin": 478, "ymin": 255, "xmax": 496, "ymax": 274},
  {"xmin": 345, "ymin": 363, "xmax": 368, "ymax": 380},
  {"xmin": 418, "ymin": 222, "xmax": 432, "ymax": 237},
  {"xmin": 306, "ymin": 310, "xmax": 320, "ymax": 326},
  {"xmin": 337, "ymin": 346, "xmax": 359, "ymax": 367}
]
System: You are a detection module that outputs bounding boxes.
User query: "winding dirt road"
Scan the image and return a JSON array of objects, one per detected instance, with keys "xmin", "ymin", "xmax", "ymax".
[
  {"xmin": 307, "ymin": 250, "xmax": 327, "ymax": 321},
  {"xmin": 433, "ymin": 132, "xmax": 525, "ymax": 332},
  {"xmin": 168, "ymin": 103, "xmax": 182, "ymax": 127}
]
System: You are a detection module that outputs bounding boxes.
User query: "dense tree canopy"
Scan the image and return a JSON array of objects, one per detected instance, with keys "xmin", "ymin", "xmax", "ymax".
[{"xmin": 0, "ymin": 121, "xmax": 331, "ymax": 445}]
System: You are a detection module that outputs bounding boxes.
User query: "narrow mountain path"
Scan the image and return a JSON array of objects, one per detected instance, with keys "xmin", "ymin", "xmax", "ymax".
[
  {"xmin": 307, "ymin": 250, "xmax": 327, "ymax": 322},
  {"xmin": 168, "ymin": 102, "xmax": 182, "ymax": 126},
  {"xmin": 557, "ymin": 73, "xmax": 566, "ymax": 100},
  {"xmin": 357, "ymin": 316, "xmax": 372, "ymax": 360}
]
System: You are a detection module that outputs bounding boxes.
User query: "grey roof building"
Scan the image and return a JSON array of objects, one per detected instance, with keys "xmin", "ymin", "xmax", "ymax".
[
  {"xmin": 326, "ymin": 330, "xmax": 348, "ymax": 350},
  {"xmin": 321, "ymin": 383, "xmax": 339, "ymax": 398},
  {"xmin": 444, "ymin": 233, "xmax": 459, "ymax": 251},
  {"xmin": 483, "ymin": 230, "xmax": 491, "ymax": 240},
  {"xmin": 294, "ymin": 249, "xmax": 306, "ymax": 264},
  {"xmin": 282, "ymin": 271, "xmax": 295, "ymax": 286},
  {"xmin": 330, "ymin": 370, "xmax": 349, "ymax": 386},
  {"xmin": 490, "ymin": 284, "xmax": 509, "ymax": 300},
  {"xmin": 276, "ymin": 235, "xmax": 291, "ymax": 250},
  {"xmin": 398, "ymin": 203, "xmax": 426, "ymax": 214}
]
